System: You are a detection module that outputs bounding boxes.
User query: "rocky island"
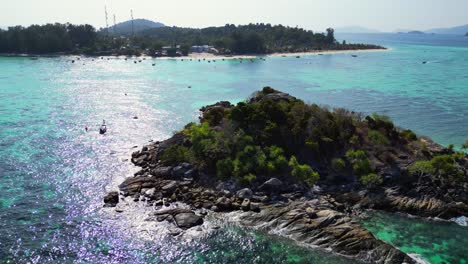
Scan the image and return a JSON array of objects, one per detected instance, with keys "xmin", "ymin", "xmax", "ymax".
[{"xmin": 105, "ymin": 87, "xmax": 467, "ymax": 263}]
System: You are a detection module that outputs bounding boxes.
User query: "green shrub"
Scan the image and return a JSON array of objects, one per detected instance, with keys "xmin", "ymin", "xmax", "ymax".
[
  {"xmin": 289, "ymin": 156, "xmax": 320, "ymax": 186},
  {"xmin": 346, "ymin": 149, "xmax": 373, "ymax": 176},
  {"xmin": 216, "ymin": 158, "xmax": 234, "ymax": 179},
  {"xmin": 368, "ymin": 130, "xmax": 389, "ymax": 145},
  {"xmin": 401, "ymin": 129, "xmax": 417, "ymax": 140},
  {"xmin": 462, "ymin": 140, "xmax": 468, "ymax": 150},
  {"xmin": 160, "ymin": 145, "xmax": 195, "ymax": 165},
  {"xmin": 305, "ymin": 140, "xmax": 319, "ymax": 152},
  {"xmin": 409, "ymin": 155, "xmax": 464, "ymax": 183},
  {"xmin": 331, "ymin": 158, "xmax": 346, "ymax": 172},
  {"xmin": 447, "ymin": 144, "xmax": 454, "ymax": 153},
  {"xmin": 345, "ymin": 149, "xmax": 367, "ymax": 160},
  {"xmin": 409, "ymin": 161, "xmax": 435, "ymax": 176},
  {"xmin": 242, "ymin": 173, "xmax": 257, "ymax": 184},
  {"xmin": 360, "ymin": 173, "xmax": 383, "ymax": 188}
]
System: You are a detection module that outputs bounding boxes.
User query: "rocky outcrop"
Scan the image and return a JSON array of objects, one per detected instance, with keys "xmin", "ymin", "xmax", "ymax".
[
  {"xmin": 335, "ymin": 187, "xmax": 468, "ymax": 219},
  {"xmin": 236, "ymin": 201, "xmax": 415, "ymax": 264}
]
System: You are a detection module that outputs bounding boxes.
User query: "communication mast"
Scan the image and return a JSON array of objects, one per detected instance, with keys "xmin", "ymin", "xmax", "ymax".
[
  {"xmin": 104, "ymin": 5, "xmax": 109, "ymax": 35},
  {"xmin": 113, "ymin": 14, "xmax": 117, "ymax": 34},
  {"xmin": 131, "ymin": 9, "xmax": 134, "ymax": 36}
]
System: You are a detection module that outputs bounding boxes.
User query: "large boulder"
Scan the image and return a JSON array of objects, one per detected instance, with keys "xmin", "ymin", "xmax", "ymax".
[
  {"xmin": 151, "ymin": 166, "xmax": 173, "ymax": 178},
  {"xmin": 259, "ymin": 178, "xmax": 284, "ymax": 193},
  {"xmin": 119, "ymin": 176, "xmax": 157, "ymax": 196},
  {"xmin": 174, "ymin": 212, "xmax": 204, "ymax": 229},
  {"xmin": 237, "ymin": 188, "xmax": 253, "ymax": 199}
]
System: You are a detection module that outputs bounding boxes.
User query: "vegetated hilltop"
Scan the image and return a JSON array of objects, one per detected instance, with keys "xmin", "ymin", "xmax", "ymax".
[
  {"xmin": 152, "ymin": 87, "xmax": 467, "ymax": 214},
  {"xmin": 103, "ymin": 19, "xmax": 165, "ymax": 35}
]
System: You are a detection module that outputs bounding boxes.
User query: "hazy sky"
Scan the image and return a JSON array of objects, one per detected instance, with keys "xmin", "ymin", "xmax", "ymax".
[{"xmin": 1, "ymin": 0, "xmax": 467, "ymax": 31}]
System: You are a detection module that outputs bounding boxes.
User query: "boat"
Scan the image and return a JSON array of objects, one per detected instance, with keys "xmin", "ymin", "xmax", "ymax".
[{"xmin": 99, "ymin": 125, "xmax": 107, "ymax": 135}]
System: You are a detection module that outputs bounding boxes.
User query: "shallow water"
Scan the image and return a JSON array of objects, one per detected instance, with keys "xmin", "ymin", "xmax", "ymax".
[
  {"xmin": 360, "ymin": 211, "xmax": 468, "ymax": 264},
  {"xmin": 0, "ymin": 33, "xmax": 467, "ymax": 263}
]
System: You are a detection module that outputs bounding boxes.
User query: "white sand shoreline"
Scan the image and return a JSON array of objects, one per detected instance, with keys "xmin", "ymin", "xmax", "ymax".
[
  {"xmin": 153, "ymin": 48, "xmax": 389, "ymax": 60},
  {"xmin": 1, "ymin": 48, "xmax": 389, "ymax": 60}
]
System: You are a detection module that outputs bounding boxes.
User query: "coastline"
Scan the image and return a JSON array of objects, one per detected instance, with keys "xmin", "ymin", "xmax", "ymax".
[{"xmin": 0, "ymin": 48, "xmax": 389, "ymax": 60}]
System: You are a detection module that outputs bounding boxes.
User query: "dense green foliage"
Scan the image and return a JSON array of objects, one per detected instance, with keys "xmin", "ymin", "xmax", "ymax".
[
  {"xmin": 360, "ymin": 173, "xmax": 383, "ymax": 189},
  {"xmin": 0, "ymin": 22, "xmax": 383, "ymax": 55},
  {"xmin": 139, "ymin": 23, "xmax": 383, "ymax": 54},
  {"xmin": 409, "ymin": 154, "xmax": 464, "ymax": 184},
  {"xmin": 0, "ymin": 23, "xmax": 97, "ymax": 54},
  {"xmin": 159, "ymin": 87, "xmax": 465, "ymax": 189}
]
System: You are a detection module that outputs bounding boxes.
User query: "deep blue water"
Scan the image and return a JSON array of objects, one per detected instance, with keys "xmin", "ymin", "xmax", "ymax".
[{"xmin": 0, "ymin": 33, "xmax": 467, "ymax": 263}]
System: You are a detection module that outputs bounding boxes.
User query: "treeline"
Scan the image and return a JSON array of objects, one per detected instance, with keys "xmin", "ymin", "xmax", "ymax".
[
  {"xmin": 0, "ymin": 23, "xmax": 97, "ymax": 54},
  {"xmin": 0, "ymin": 22, "xmax": 383, "ymax": 55},
  {"xmin": 139, "ymin": 24, "xmax": 347, "ymax": 54}
]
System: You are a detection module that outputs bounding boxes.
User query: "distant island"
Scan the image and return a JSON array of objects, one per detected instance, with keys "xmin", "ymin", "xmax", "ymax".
[
  {"xmin": 107, "ymin": 87, "xmax": 468, "ymax": 263},
  {"xmin": 0, "ymin": 21, "xmax": 384, "ymax": 57},
  {"xmin": 407, "ymin": 30, "xmax": 425, "ymax": 34},
  {"xmin": 426, "ymin": 24, "xmax": 468, "ymax": 35}
]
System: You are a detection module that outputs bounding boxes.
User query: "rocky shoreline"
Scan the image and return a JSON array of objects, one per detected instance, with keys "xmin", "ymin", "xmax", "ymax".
[{"xmin": 105, "ymin": 89, "xmax": 467, "ymax": 264}]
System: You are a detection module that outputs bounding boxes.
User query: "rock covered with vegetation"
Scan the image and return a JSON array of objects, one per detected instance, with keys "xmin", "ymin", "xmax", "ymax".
[{"xmin": 108, "ymin": 87, "xmax": 467, "ymax": 263}]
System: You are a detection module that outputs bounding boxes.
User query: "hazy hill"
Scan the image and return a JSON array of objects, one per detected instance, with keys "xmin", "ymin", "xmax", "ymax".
[
  {"xmin": 105, "ymin": 19, "xmax": 165, "ymax": 35},
  {"xmin": 426, "ymin": 24, "xmax": 468, "ymax": 35}
]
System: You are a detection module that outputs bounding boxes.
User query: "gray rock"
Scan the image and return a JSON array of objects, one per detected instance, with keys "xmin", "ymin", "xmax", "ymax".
[
  {"xmin": 259, "ymin": 178, "xmax": 283, "ymax": 193},
  {"xmin": 172, "ymin": 164, "xmax": 193, "ymax": 178},
  {"xmin": 151, "ymin": 167, "xmax": 173, "ymax": 178},
  {"xmin": 184, "ymin": 168, "xmax": 196, "ymax": 178},
  {"xmin": 162, "ymin": 181, "xmax": 178, "ymax": 193},
  {"xmin": 215, "ymin": 197, "xmax": 232, "ymax": 211},
  {"xmin": 174, "ymin": 212, "xmax": 204, "ymax": 229},
  {"xmin": 237, "ymin": 188, "xmax": 253, "ymax": 199}
]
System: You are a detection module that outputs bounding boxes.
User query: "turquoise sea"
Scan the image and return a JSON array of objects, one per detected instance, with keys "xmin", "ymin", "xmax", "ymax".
[{"xmin": 0, "ymin": 33, "xmax": 467, "ymax": 263}]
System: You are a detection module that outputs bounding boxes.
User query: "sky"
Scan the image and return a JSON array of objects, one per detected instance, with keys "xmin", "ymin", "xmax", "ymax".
[{"xmin": 1, "ymin": 0, "xmax": 467, "ymax": 32}]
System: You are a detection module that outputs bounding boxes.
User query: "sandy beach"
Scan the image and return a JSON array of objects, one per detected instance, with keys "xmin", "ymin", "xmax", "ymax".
[{"xmin": 154, "ymin": 48, "xmax": 389, "ymax": 60}]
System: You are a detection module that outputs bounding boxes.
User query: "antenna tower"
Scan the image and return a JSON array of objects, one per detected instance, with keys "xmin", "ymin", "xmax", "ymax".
[
  {"xmin": 131, "ymin": 9, "xmax": 134, "ymax": 36},
  {"xmin": 113, "ymin": 14, "xmax": 117, "ymax": 33},
  {"xmin": 104, "ymin": 5, "xmax": 109, "ymax": 35}
]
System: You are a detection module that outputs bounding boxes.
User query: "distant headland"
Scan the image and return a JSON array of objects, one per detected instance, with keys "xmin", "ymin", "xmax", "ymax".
[{"xmin": 0, "ymin": 21, "xmax": 385, "ymax": 57}]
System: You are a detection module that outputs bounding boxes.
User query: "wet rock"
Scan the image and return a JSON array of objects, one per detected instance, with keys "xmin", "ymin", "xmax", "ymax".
[
  {"xmin": 237, "ymin": 188, "xmax": 253, "ymax": 199},
  {"xmin": 174, "ymin": 212, "xmax": 203, "ymax": 229},
  {"xmin": 103, "ymin": 191, "xmax": 119, "ymax": 207},
  {"xmin": 119, "ymin": 176, "xmax": 157, "ymax": 196}
]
